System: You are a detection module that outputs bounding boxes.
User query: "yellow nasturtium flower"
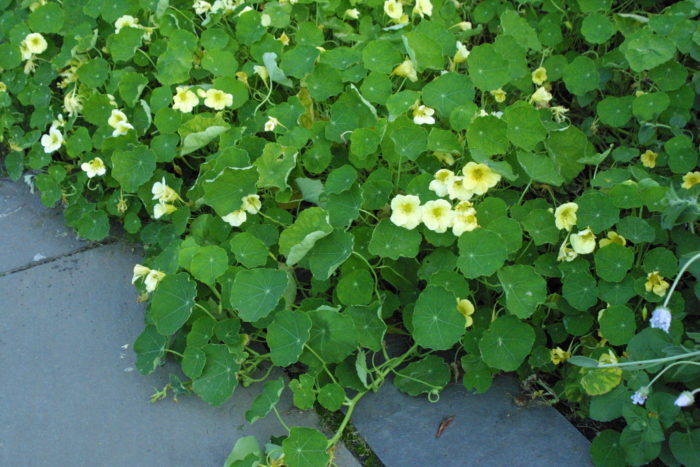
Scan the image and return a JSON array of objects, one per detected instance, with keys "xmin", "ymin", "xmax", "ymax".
[
  {"xmin": 154, "ymin": 203, "xmax": 177, "ymax": 219},
  {"xmin": 241, "ymin": 194, "xmax": 262, "ymax": 214},
  {"xmin": 203, "ymin": 88, "xmax": 233, "ymax": 110},
  {"xmin": 529, "ymin": 86, "xmax": 553, "ymax": 106},
  {"xmin": 80, "ymin": 157, "xmax": 107, "ymax": 178},
  {"xmin": 222, "ymin": 210, "xmax": 247, "ymax": 227},
  {"xmin": 413, "ymin": 104, "xmax": 436, "ymax": 125},
  {"xmin": 599, "ymin": 231, "xmax": 626, "ymax": 248},
  {"xmin": 550, "ymin": 347, "xmax": 570, "ymax": 365},
  {"xmin": 172, "ymin": 86, "xmax": 199, "ymax": 113},
  {"xmin": 490, "ymin": 88, "xmax": 507, "ymax": 103},
  {"xmin": 151, "ymin": 178, "xmax": 180, "ymax": 204},
  {"xmin": 531, "ymin": 67, "xmax": 548, "ymax": 85},
  {"xmin": 457, "ymin": 298, "xmax": 475, "ymax": 327},
  {"xmin": 452, "ymin": 207, "xmax": 479, "ymax": 236},
  {"xmin": 21, "ymin": 32, "xmax": 48, "ymax": 56},
  {"xmin": 390, "ymin": 194, "xmax": 423, "ymax": 230},
  {"xmin": 453, "ymin": 42, "xmax": 470, "ymax": 64},
  {"xmin": 391, "ymin": 59, "xmax": 418, "ymax": 82},
  {"xmin": 428, "ymin": 169, "xmax": 455, "ymax": 197},
  {"xmin": 557, "ymin": 239, "xmax": 578, "ymax": 262},
  {"xmin": 682, "ymin": 171, "xmax": 700, "ymax": 189},
  {"xmin": 132, "ymin": 264, "xmax": 165, "ymax": 292},
  {"xmin": 461, "ymin": 162, "xmax": 501, "ymax": 195},
  {"xmin": 413, "ymin": 0, "xmax": 433, "ymax": 18},
  {"xmin": 554, "ymin": 202, "xmax": 578, "ymax": 231},
  {"xmin": 422, "ymin": 199, "xmax": 454, "ymax": 233},
  {"xmin": 640, "ymin": 149, "xmax": 657, "ymax": 168},
  {"xmin": 383, "ymin": 0, "xmax": 403, "ymax": 19},
  {"xmin": 645, "ymin": 271, "xmax": 670, "ymax": 297},
  {"xmin": 570, "ymin": 227, "xmax": 596, "ymax": 254},
  {"xmin": 447, "ymin": 176, "xmax": 473, "ymax": 201}
]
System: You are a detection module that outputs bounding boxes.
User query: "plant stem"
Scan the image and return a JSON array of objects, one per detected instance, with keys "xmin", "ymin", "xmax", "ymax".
[
  {"xmin": 194, "ymin": 302, "xmax": 217, "ymax": 320},
  {"xmin": 663, "ymin": 250, "xmax": 700, "ymax": 308},
  {"xmin": 272, "ymin": 406, "xmax": 290, "ymax": 433},
  {"xmin": 327, "ymin": 391, "xmax": 365, "ymax": 448},
  {"xmin": 304, "ymin": 344, "xmax": 339, "ymax": 385},
  {"xmin": 596, "ymin": 350, "xmax": 700, "ymax": 369}
]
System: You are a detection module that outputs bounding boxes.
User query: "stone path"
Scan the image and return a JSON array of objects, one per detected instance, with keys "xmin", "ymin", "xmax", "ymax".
[{"xmin": 0, "ymin": 179, "xmax": 593, "ymax": 466}]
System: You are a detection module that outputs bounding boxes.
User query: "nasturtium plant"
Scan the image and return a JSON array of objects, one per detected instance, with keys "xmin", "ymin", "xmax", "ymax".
[{"xmin": 2, "ymin": 0, "xmax": 699, "ymax": 465}]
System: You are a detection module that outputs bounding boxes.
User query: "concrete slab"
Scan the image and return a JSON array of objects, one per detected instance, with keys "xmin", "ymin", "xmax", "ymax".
[
  {"xmin": 0, "ymin": 243, "xmax": 359, "ymax": 467},
  {"xmin": 351, "ymin": 375, "xmax": 593, "ymax": 467},
  {"xmin": 0, "ymin": 179, "xmax": 85, "ymax": 273}
]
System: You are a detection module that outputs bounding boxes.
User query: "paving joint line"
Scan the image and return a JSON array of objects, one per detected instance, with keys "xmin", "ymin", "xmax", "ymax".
[{"xmin": 0, "ymin": 239, "xmax": 118, "ymax": 278}]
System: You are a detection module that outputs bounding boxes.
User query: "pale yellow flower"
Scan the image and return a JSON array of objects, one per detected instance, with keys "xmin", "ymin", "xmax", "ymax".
[
  {"xmin": 413, "ymin": 0, "xmax": 433, "ymax": 17},
  {"xmin": 457, "ymin": 298, "xmax": 475, "ymax": 327},
  {"xmin": 570, "ymin": 227, "xmax": 596, "ymax": 254},
  {"xmin": 490, "ymin": 88, "xmax": 506, "ymax": 103},
  {"xmin": 22, "ymin": 32, "xmax": 47, "ymax": 55},
  {"xmin": 391, "ymin": 59, "xmax": 418, "ymax": 82},
  {"xmin": 260, "ymin": 14, "xmax": 271, "ymax": 27},
  {"xmin": 452, "ymin": 210, "xmax": 479, "ymax": 236},
  {"xmin": 554, "ymin": 202, "xmax": 578, "ymax": 231},
  {"xmin": 456, "ymin": 21, "xmax": 472, "ymax": 31},
  {"xmin": 344, "ymin": 8, "xmax": 360, "ymax": 19},
  {"xmin": 384, "ymin": 0, "xmax": 403, "ymax": 20},
  {"xmin": 413, "ymin": 105, "xmax": 435, "ymax": 125},
  {"xmin": 115, "ymin": 15, "xmax": 139, "ymax": 34},
  {"xmin": 531, "ymin": 67, "xmax": 547, "ymax": 85},
  {"xmin": 132, "ymin": 264, "xmax": 150, "ymax": 284},
  {"xmin": 222, "ymin": 210, "xmax": 247, "ymax": 227},
  {"xmin": 151, "ymin": 178, "xmax": 180, "ymax": 203},
  {"xmin": 428, "ymin": 169, "xmax": 455, "ymax": 197},
  {"xmin": 645, "ymin": 271, "xmax": 669, "ymax": 297},
  {"xmin": 63, "ymin": 92, "xmax": 83, "ymax": 117},
  {"xmin": 0, "ymin": 82, "xmax": 6, "ymax": 93},
  {"xmin": 640, "ymin": 150, "xmax": 657, "ymax": 168},
  {"xmin": 154, "ymin": 203, "xmax": 177, "ymax": 219},
  {"xmin": 264, "ymin": 116, "xmax": 281, "ymax": 132},
  {"xmin": 254, "ymin": 65, "xmax": 269, "ymax": 82},
  {"xmin": 277, "ymin": 32, "xmax": 290, "ymax": 46},
  {"xmin": 461, "ymin": 162, "xmax": 501, "ymax": 195},
  {"xmin": 550, "ymin": 347, "xmax": 570, "ymax": 365},
  {"xmin": 447, "ymin": 176, "xmax": 474, "ymax": 201},
  {"xmin": 203, "ymin": 88, "xmax": 233, "ymax": 110},
  {"xmin": 241, "ymin": 194, "xmax": 262, "ymax": 214},
  {"xmin": 172, "ymin": 86, "xmax": 199, "ymax": 113},
  {"xmin": 433, "ymin": 152, "xmax": 455, "ymax": 166},
  {"xmin": 422, "ymin": 199, "xmax": 454, "ymax": 233},
  {"xmin": 682, "ymin": 171, "xmax": 700, "ymax": 189},
  {"xmin": 193, "ymin": 1, "xmax": 211, "ymax": 15},
  {"xmin": 108, "ymin": 109, "xmax": 128, "ymax": 128},
  {"xmin": 453, "ymin": 42, "xmax": 470, "ymax": 64},
  {"xmin": 550, "ymin": 106, "xmax": 569, "ymax": 123},
  {"xmin": 144, "ymin": 269, "xmax": 166, "ymax": 292},
  {"xmin": 557, "ymin": 239, "xmax": 578, "ymax": 262},
  {"xmin": 529, "ymin": 86, "xmax": 553, "ymax": 106},
  {"xmin": 390, "ymin": 194, "xmax": 423, "ymax": 230},
  {"xmin": 111, "ymin": 121, "xmax": 134, "ymax": 137},
  {"xmin": 599, "ymin": 231, "xmax": 626, "ymax": 248},
  {"xmin": 80, "ymin": 157, "xmax": 107, "ymax": 178},
  {"xmin": 40, "ymin": 126, "xmax": 63, "ymax": 153},
  {"xmin": 236, "ymin": 71, "xmax": 249, "ymax": 85}
]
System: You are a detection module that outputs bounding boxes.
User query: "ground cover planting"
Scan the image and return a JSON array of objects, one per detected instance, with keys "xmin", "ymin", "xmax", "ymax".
[{"xmin": 1, "ymin": 0, "xmax": 699, "ymax": 465}]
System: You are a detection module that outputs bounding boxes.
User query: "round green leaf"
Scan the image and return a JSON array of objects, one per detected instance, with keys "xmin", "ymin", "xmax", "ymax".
[
  {"xmin": 337, "ymin": 268, "xmax": 373, "ymax": 306},
  {"xmin": 76, "ymin": 58, "xmax": 110, "ymax": 89},
  {"xmin": 75, "ymin": 211, "xmax": 110, "ymax": 241},
  {"xmin": 632, "ymin": 92, "xmax": 669, "ymax": 121},
  {"xmin": 581, "ymin": 14, "xmax": 616, "ymax": 44},
  {"xmin": 318, "ymin": 383, "xmax": 345, "ymax": 412},
  {"xmin": 368, "ymin": 219, "xmax": 422, "ymax": 260},
  {"xmin": 245, "ymin": 377, "xmax": 285, "ymax": 424},
  {"xmin": 202, "ymin": 166, "xmax": 258, "ymax": 217},
  {"xmin": 594, "ymin": 243, "xmax": 635, "ymax": 283},
  {"xmin": 467, "ymin": 116, "xmax": 508, "ymax": 156},
  {"xmin": 230, "ymin": 268, "xmax": 288, "ymax": 322},
  {"xmin": 596, "ymin": 96, "xmax": 633, "ymax": 128},
  {"xmin": 192, "ymin": 344, "xmax": 240, "ymax": 406},
  {"xmin": 616, "ymin": 217, "xmax": 655, "ymax": 243},
  {"xmin": 28, "ymin": 2, "xmax": 64, "ymax": 34},
  {"xmin": 278, "ymin": 207, "xmax": 333, "ymax": 266},
  {"xmin": 346, "ymin": 305, "xmax": 387, "ymax": 352},
  {"xmin": 230, "ymin": 232, "xmax": 269, "ymax": 269},
  {"xmin": 282, "ymin": 427, "xmax": 330, "ymax": 467},
  {"xmin": 563, "ymin": 56, "xmax": 599, "ymax": 95},
  {"xmin": 505, "ymin": 102, "xmax": 547, "ymax": 151},
  {"xmin": 467, "ymin": 43, "xmax": 510, "ymax": 91},
  {"xmin": 576, "ymin": 191, "xmax": 620, "ymax": 233},
  {"xmin": 394, "ymin": 355, "xmax": 450, "ymax": 396},
  {"xmin": 182, "ymin": 346, "xmax": 206, "ymax": 379},
  {"xmin": 133, "ymin": 325, "xmax": 166, "ymax": 375},
  {"xmin": 590, "ymin": 430, "xmax": 626, "ymax": 467},
  {"xmin": 479, "ymin": 315, "xmax": 535, "ymax": 371},
  {"xmin": 457, "ymin": 228, "xmax": 508, "ymax": 279},
  {"xmin": 111, "ymin": 147, "xmax": 157, "ymax": 193},
  {"xmin": 516, "ymin": 151, "xmax": 564, "ymax": 187},
  {"xmin": 562, "ymin": 272, "xmax": 598, "ymax": 311},
  {"xmin": 643, "ymin": 247, "xmax": 677, "ymax": 277},
  {"xmin": 623, "ymin": 30, "xmax": 675, "ymax": 72},
  {"xmin": 412, "ymin": 286, "xmax": 464, "ymax": 350},
  {"xmin": 599, "ymin": 305, "xmax": 636, "ymax": 345},
  {"xmin": 522, "ymin": 209, "xmax": 560, "ymax": 245},
  {"xmin": 267, "ymin": 310, "xmax": 312, "ymax": 367},
  {"xmin": 665, "ymin": 134, "xmax": 697, "ymax": 174},
  {"xmin": 189, "ymin": 245, "xmax": 228, "ymax": 285},
  {"xmin": 304, "ymin": 309, "xmax": 357, "ymax": 364},
  {"xmin": 422, "ymin": 72, "xmax": 475, "ymax": 118},
  {"xmin": 149, "ymin": 273, "xmax": 197, "ymax": 336},
  {"xmin": 498, "ymin": 265, "xmax": 547, "ymax": 319},
  {"xmin": 669, "ymin": 430, "xmax": 700, "ymax": 467},
  {"xmin": 362, "ymin": 39, "xmax": 401, "ymax": 73}
]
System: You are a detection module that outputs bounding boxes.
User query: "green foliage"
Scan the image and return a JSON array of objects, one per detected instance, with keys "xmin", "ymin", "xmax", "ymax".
[{"xmin": 3, "ymin": 0, "xmax": 699, "ymax": 465}]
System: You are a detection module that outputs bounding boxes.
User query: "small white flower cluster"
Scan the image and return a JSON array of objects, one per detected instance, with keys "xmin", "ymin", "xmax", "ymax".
[
  {"xmin": 132, "ymin": 264, "xmax": 166, "ymax": 293},
  {"xmin": 151, "ymin": 178, "xmax": 183, "ymax": 219},
  {"xmin": 222, "ymin": 194, "xmax": 262, "ymax": 227},
  {"xmin": 108, "ymin": 109, "xmax": 134, "ymax": 137}
]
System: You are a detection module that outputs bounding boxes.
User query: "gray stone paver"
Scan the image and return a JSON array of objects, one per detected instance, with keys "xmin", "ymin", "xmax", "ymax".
[
  {"xmin": 0, "ymin": 179, "xmax": 85, "ymax": 273},
  {"xmin": 351, "ymin": 375, "xmax": 593, "ymax": 467},
  {"xmin": 0, "ymin": 243, "xmax": 359, "ymax": 467}
]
